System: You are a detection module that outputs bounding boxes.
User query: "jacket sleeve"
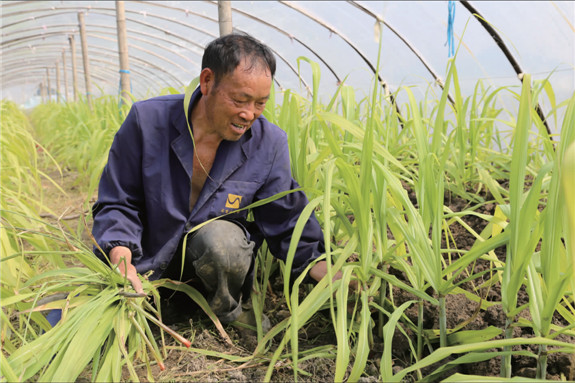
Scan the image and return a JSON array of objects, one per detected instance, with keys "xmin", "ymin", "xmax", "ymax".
[
  {"xmin": 91, "ymin": 105, "xmax": 145, "ymax": 262},
  {"xmin": 253, "ymin": 132, "xmax": 325, "ymax": 281}
]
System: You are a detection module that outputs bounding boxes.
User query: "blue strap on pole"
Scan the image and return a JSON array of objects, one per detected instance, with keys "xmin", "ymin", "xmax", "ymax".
[
  {"xmin": 118, "ymin": 69, "xmax": 133, "ymax": 112},
  {"xmin": 118, "ymin": 69, "xmax": 133, "ymax": 93},
  {"xmin": 118, "ymin": 69, "xmax": 133, "ymax": 102},
  {"xmin": 446, "ymin": 0, "xmax": 456, "ymax": 58}
]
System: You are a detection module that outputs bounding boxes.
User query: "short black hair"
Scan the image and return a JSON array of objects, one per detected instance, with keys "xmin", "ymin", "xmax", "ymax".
[{"xmin": 202, "ymin": 33, "xmax": 276, "ymax": 85}]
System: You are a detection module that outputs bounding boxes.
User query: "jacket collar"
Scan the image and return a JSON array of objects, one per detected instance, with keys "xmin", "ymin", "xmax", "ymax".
[{"xmin": 170, "ymin": 87, "xmax": 251, "ymax": 216}]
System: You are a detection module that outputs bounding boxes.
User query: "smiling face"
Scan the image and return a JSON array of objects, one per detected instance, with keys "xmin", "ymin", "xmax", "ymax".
[{"xmin": 199, "ymin": 60, "xmax": 272, "ymax": 142}]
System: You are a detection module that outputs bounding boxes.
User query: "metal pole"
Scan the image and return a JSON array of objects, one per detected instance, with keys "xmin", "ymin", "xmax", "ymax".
[
  {"xmin": 218, "ymin": 1, "xmax": 233, "ymax": 36},
  {"xmin": 55, "ymin": 61, "xmax": 61, "ymax": 103},
  {"xmin": 115, "ymin": 0, "xmax": 131, "ymax": 105},
  {"xmin": 78, "ymin": 11, "xmax": 93, "ymax": 108},
  {"xmin": 460, "ymin": 0, "xmax": 551, "ymax": 137},
  {"xmin": 69, "ymin": 35, "xmax": 78, "ymax": 102},
  {"xmin": 62, "ymin": 50, "xmax": 69, "ymax": 102}
]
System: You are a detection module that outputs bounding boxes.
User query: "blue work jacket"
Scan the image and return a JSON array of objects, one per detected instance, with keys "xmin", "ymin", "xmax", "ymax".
[{"xmin": 92, "ymin": 88, "xmax": 324, "ymax": 281}]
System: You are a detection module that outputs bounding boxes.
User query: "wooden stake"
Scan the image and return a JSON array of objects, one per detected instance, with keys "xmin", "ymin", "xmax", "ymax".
[
  {"xmin": 62, "ymin": 50, "xmax": 69, "ymax": 102},
  {"xmin": 78, "ymin": 11, "xmax": 93, "ymax": 108},
  {"xmin": 40, "ymin": 82, "xmax": 46, "ymax": 104},
  {"xmin": 116, "ymin": 0, "xmax": 131, "ymax": 105},
  {"xmin": 55, "ymin": 61, "xmax": 61, "ymax": 103},
  {"xmin": 46, "ymin": 67, "xmax": 51, "ymax": 103},
  {"xmin": 69, "ymin": 35, "xmax": 78, "ymax": 102},
  {"xmin": 218, "ymin": 1, "xmax": 233, "ymax": 36}
]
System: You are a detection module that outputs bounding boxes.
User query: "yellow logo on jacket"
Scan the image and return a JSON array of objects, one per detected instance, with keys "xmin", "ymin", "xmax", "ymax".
[{"xmin": 225, "ymin": 194, "xmax": 243, "ymax": 209}]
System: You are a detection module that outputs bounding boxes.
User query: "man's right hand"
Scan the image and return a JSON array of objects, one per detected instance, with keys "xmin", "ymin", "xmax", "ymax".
[{"xmin": 110, "ymin": 246, "xmax": 145, "ymax": 295}]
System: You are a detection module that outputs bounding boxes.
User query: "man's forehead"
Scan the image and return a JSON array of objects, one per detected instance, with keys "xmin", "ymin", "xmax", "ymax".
[{"xmin": 235, "ymin": 57, "xmax": 272, "ymax": 77}]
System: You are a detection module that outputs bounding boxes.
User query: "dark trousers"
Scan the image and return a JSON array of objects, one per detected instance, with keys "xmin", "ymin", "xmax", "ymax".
[{"xmin": 161, "ymin": 220, "xmax": 255, "ymax": 323}]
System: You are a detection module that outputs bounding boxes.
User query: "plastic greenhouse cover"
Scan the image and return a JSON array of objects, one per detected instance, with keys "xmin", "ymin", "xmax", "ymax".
[{"xmin": 1, "ymin": 1, "xmax": 573, "ymax": 133}]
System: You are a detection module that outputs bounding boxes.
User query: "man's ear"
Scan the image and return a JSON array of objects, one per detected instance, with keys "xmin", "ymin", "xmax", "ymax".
[{"xmin": 199, "ymin": 68, "xmax": 215, "ymax": 96}]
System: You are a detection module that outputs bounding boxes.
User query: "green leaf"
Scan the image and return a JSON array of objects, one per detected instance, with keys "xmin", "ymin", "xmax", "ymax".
[
  {"xmin": 442, "ymin": 372, "xmax": 549, "ymax": 382},
  {"xmin": 447, "ymin": 326, "xmax": 503, "ymax": 346}
]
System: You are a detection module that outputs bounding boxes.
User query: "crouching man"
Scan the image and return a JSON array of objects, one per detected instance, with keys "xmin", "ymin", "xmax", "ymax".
[{"xmin": 92, "ymin": 33, "xmax": 333, "ymax": 326}]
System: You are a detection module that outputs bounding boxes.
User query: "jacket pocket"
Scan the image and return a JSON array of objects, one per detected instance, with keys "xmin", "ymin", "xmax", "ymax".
[{"xmin": 211, "ymin": 180, "xmax": 260, "ymax": 218}]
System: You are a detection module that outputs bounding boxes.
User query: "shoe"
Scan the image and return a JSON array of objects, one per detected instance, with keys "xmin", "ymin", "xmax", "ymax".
[
  {"xmin": 157, "ymin": 302, "xmax": 186, "ymax": 325},
  {"xmin": 157, "ymin": 288, "xmax": 198, "ymax": 325},
  {"xmin": 232, "ymin": 309, "xmax": 271, "ymax": 333}
]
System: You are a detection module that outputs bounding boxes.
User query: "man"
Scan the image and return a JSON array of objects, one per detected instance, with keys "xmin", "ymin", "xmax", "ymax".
[{"xmin": 92, "ymin": 34, "xmax": 333, "ymax": 325}]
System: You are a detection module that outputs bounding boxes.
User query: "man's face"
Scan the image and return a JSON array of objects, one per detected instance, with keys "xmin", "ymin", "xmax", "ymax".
[{"xmin": 202, "ymin": 60, "xmax": 272, "ymax": 142}]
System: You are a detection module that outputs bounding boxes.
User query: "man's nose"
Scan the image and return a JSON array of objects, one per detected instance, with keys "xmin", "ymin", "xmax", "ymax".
[{"xmin": 238, "ymin": 103, "xmax": 255, "ymax": 121}]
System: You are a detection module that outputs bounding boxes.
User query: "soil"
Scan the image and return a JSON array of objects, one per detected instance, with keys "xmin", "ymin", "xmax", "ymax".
[{"xmin": 44, "ymin": 171, "xmax": 575, "ymax": 382}]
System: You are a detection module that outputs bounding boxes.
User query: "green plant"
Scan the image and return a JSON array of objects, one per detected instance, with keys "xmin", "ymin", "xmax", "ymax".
[{"xmin": 2, "ymin": 50, "xmax": 575, "ymax": 382}]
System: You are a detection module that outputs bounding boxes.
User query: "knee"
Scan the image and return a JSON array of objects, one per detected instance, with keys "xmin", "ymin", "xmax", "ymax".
[{"xmin": 189, "ymin": 220, "xmax": 254, "ymax": 274}]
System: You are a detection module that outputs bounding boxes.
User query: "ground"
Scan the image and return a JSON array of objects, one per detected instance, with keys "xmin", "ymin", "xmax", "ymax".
[{"xmin": 41, "ymin": 170, "xmax": 574, "ymax": 382}]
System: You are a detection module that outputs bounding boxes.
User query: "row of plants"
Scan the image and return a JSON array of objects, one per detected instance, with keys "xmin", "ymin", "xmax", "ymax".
[
  {"xmin": 1, "ymin": 52, "xmax": 574, "ymax": 381},
  {"xmin": 1, "ymin": 96, "xmax": 215, "ymax": 381},
  {"xmin": 257, "ymin": 57, "xmax": 575, "ymax": 381}
]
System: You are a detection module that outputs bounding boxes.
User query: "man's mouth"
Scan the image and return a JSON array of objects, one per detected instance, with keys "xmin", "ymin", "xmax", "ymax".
[{"xmin": 231, "ymin": 123, "xmax": 248, "ymax": 133}]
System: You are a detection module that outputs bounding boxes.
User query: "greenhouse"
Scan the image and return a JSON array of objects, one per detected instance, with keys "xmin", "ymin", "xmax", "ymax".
[{"xmin": 1, "ymin": 1, "xmax": 574, "ymax": 381}]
